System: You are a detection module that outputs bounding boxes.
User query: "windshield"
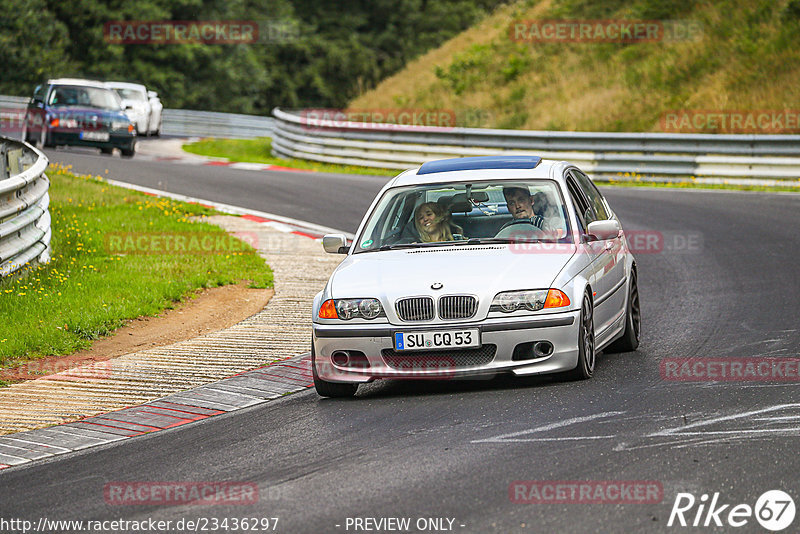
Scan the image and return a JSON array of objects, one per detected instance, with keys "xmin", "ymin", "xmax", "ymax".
[
  {"xmin": 354, "ymin": 180, "xmax": 572, "ymax": 253},
  {"xmin": 48, "ymin": 86, "xmax": 122, "ymax": 110},
  {"xmin": 112, "ymin": 88, "xmax": 146, "ymax": 101}
]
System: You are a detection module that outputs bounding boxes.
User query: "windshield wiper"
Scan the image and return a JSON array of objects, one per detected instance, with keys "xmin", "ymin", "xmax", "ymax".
[{"xmin": 459, "ymin": 237, "xmax": 517, "ymax": 245}]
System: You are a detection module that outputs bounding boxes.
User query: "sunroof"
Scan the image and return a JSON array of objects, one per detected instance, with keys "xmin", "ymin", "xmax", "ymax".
[{"xmin": 417, "ymin": 156, "xmax": 542, "ymax": 175}]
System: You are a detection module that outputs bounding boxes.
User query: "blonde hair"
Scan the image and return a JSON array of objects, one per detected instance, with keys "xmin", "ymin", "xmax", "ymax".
[{"xmin": 414, "ymin": 202, "xmax": 454, "ymax": 242}]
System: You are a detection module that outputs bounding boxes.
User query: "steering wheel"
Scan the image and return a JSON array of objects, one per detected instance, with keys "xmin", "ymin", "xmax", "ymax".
[{"xmin": 495, "ymin": 219, "xmax": 547, "ymax": 239}]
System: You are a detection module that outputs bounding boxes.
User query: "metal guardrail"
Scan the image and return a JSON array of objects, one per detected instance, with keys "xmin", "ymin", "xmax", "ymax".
[
  {"xmin": 270, "ymin": 108, "xmax": 800, "ymax": 181},
  {"xmin": 0, "ymin": 95, "xmax": 273, "ymax": 140},
  {"xmin": 0, "ymin": 136, "xmax": 51, "ymax": 278},
  {"xmin": 161, "ymin": 109, "xmax": 274, "ymax": 138}
]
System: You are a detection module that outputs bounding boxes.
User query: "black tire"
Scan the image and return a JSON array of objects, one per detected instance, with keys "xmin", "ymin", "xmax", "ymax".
[
  {"xmin": 120, "ymin": 145, "xmax": 135, "ymax": 158},
  {"xmin": 606, "ymin": 270, "xmax": 641, "ymax": 353},
  {"xmin": 312, "ymin": 340, "xmax": 358, "ymax": 398},
  {"xmin": 100, "ymin": 147, "xmax": 114, "ymax": 155},
  {"xmin": 40, "ymin": 126, "xmax": 54, "ymax": 148},
  {"xmin": 563, "ymin": 292, "xmax": 595, "ymax": 380},
  {"xmin": 21, "ymin": 119, "xmax": 30, "ymax": 144}
]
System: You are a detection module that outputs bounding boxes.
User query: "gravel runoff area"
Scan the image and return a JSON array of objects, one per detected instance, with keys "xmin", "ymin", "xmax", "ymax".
[{"xmin": 0, "ymin": 215, "xmax": 343, "ymax": 437}]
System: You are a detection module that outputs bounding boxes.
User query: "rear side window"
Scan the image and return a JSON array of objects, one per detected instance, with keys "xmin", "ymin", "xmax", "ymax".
[{"xmin": 571, "ymin": 169, "xmax": 609, "ymax": 220}]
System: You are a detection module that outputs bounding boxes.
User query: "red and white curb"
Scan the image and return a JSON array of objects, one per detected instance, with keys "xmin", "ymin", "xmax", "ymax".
[
  {"xmin": 0, "ymin": 354, "xmax": 313, "ymax": 470},
  {"xmin": 138, "ymin": 152, "xmax": 319, "ymax": 174},
  {"xmin": 0, "ymin": 180, "xmax": 349, "ymax": 471},
  {"xmin": 103, "ymin": 177, "xmax": 355, "ymax": 240}
]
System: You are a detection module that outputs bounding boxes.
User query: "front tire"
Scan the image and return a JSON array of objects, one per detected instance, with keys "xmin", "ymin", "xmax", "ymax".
[
  {"xmin": 606, "ymin": 270, "xmax": 641, "ymax": 353},
  {"xmin": 312, "ymin": 340, "xmax": 358, "ymax": 398},
  {"xmin": 21, "ymin": 118, "xmax": 30, "ymax": 144},
  {"xmin": 39, "ymin": 125, "xmax": 54, "ymax": 148},
  {"xmin": 120, "ymin": 144, "xmax": 135, "ymax": 158},
  {"xmin": 563, "ymin": 293, "xmax": 595, "ymax": 380}
]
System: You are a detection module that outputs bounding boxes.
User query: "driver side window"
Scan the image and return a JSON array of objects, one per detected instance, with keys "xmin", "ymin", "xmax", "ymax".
[
  {"xmin": 571, "ymin": 170, "xmax": 609, "ymax": 220},
  {"xmin": 566, "ymin": 176, "xmax": 596, "ymax": 231}
]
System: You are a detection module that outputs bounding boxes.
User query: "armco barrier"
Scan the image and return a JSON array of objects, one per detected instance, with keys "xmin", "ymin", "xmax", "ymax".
[
  {"xmin": 0, "ymin": 136, "xmax": 51, "ymax": 277},
  {"xmin": 0, "ymin": 95, "xmax": 273, "ymax": 140},
  {"xmin": 270, "ymin": 108, "xmax": 800, "ymax": 180}
]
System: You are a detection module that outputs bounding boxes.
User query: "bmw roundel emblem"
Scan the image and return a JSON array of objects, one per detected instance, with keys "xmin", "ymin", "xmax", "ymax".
[{"xmin": 431, "ymin": 282, "xmax": 443, "ymax": 290}]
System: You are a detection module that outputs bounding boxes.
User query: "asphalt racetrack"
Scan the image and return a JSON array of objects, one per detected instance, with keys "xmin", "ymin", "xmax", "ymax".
[{"xmin": 2, "ymin": 146, "xmax": 799, "ymax": 533}]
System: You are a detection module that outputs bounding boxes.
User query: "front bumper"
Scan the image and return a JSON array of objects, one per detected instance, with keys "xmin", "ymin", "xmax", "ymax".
[
  {"xmin": 50, "ymin": 130, "xmax": 135, "ymax": 150},
  {"xmin": 312, "ymin": 311, "xmax": 581, "ymax": 383}
]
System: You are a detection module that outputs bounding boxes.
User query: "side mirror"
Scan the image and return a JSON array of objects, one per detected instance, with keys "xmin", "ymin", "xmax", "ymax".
[
  {"xmin": 147, "ymin": 91, "xmax": 158, "ymax": 99},
  {"xmin": 322, "ymin": 234, "xmax": 349, "ymax": 254},
  {"xmin": 586, "ymin": 220, "xmax": 620, "ymax": 241}
]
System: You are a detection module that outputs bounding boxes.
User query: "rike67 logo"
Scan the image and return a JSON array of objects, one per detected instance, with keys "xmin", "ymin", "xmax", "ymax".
[{"xmin": 668, "ymin": 490, "xmax": 795, "ymax": 531}]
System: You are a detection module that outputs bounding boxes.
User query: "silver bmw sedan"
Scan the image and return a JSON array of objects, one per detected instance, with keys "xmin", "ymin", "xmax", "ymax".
[{"xmin": 312, "ymin": 156, "xmax": 640, "ymax": 397}]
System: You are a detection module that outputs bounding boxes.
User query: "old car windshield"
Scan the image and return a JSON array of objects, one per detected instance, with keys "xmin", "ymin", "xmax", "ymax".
[
  {"xmin": 354, "ymin": 180, "xmax": 571, "ymax": 253},
  {"xmin": 113, "ymin": 88, "xmax": 146, "ymax": 101},
  {"xmin": 48, "ymin": 86, "xmax": 121, "ymax": 110}
]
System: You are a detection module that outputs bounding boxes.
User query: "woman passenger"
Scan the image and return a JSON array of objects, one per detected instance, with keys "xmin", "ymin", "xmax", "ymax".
[{"xmin": 414, "ymin": 202, "xmax": 462, "ymax": 242}]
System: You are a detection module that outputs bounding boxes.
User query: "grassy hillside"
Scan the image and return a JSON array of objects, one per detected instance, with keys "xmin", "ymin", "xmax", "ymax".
[{"xmin": 349, "ymin": 0, "xmax": 800, "ymax": 132}]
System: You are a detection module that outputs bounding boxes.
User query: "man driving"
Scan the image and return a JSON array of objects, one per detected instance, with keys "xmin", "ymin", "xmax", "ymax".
[{"xmin": 501, "ymin": 186, "xmax": 546, "ymax": 230}]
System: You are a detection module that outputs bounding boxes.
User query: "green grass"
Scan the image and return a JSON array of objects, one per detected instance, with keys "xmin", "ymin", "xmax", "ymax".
[
  {"xmin": 351, "ymin": 0, "xmax": 800, "ymax": 133},
  {"xmin": 600, "ymin": 178, "xmax": 800, "ymax": 193},
  {"xmin": 0, "ymin": 164, "xmax": 273, "ymax": 374},
  {"xmin": 182, "ymin": 137, "xmax": 397, "ymax": 176}
]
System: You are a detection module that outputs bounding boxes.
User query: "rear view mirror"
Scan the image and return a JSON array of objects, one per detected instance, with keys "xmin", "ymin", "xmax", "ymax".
[
  {"xmin": 322, "ymin": 234, "xmax": 349, "ymax": 254},
  {"xmin": 586, "ymin": 220, "xmax": 620, "ymax": 241}
]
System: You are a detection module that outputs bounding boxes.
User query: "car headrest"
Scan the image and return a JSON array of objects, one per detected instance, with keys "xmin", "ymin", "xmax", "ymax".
[{"xmin": 451, "ymin": 192, "xmax": 489, "ymax": 212}]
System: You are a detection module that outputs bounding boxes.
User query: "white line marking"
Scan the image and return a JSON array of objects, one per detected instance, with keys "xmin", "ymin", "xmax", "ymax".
[
  {"xmin": 471, "ymin": 411, "xmax": 624, "ymax": 443},
  {"xmin": 102, "ymin": 178, "xmax": 354, "ymax": 238},
  {"xmin": 649, "ymin": 403, "xmax": 800, "ymax": 437}
]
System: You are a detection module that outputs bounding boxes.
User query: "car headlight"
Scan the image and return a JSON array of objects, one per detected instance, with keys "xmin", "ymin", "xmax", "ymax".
[
  {"xmin": 319, "ymin": 298, "xmax": 385, "ymax": 320},
  {"xmin": 111, "ymin": 121, "xmax": 129, "ymax": 130},
  {"xmin": 490, "ymin": 289, "xmax": 570, "ymax": 313}
]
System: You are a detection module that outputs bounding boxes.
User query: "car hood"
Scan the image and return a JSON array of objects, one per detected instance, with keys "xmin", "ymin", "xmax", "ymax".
[
  {"xmin": 120, "ymin": 99, "xmax": 147, "ymax": 110},
  {"xmin": 48, "ymin": 106, "xmax": 128, "ymax": 121},
  {"xmin": 330, "ymin": 245, "xmax": 576, "ymax": 301}
]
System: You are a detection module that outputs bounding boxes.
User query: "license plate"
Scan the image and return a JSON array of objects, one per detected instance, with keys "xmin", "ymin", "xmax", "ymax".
[
  {"xmin": 80, "ymin": 131, "xmax": 109, "ymax": 141},
  {"xmin": 394, "ymin": 329, "xmax": 480, "ymax": 351}
]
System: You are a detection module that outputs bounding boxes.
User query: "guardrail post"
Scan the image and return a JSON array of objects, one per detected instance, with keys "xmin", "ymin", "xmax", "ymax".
[{"xmin": 0, "ymin": 139, "xmax": 7, "ymax": 180}]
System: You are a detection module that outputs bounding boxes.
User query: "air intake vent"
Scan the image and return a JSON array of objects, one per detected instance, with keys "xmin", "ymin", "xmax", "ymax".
[
  {"xmin": 382, "ymin": 345, "xmax": 497, "ymax": 369},
  {"xmin": 396, "ymin": 297, "xmax": 435, "ymax": 321},
  {"xmin": 439, "ymin": 295, "xmax": 477, "ymax": 320}
]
